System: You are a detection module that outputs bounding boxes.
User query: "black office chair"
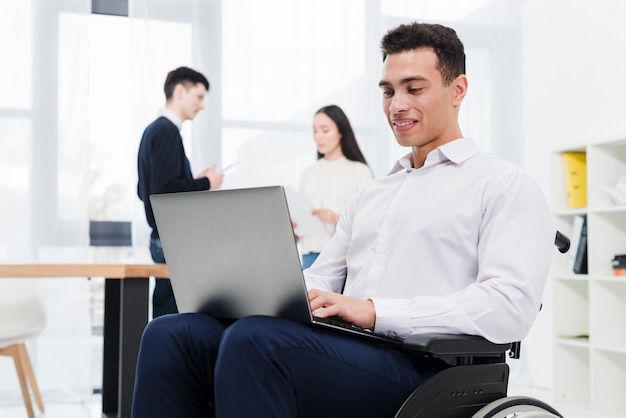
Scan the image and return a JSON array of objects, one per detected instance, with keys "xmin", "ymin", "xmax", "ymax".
[{"xmin": 391, "ymin": 231, "xmax": 570, "ymax": 418}]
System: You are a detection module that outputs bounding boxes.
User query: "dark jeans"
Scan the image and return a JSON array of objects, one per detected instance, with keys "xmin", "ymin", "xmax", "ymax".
[
  {"xmin": 149, "ymin": 237, "xmax": 178, "ymax": 318},
  {"xmin": 132, "ymin": 314, "xmax": 442, "ymax": 418}
]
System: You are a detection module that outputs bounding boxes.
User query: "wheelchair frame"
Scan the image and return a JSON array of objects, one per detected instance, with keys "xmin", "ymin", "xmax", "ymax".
[{"xmin": 393, "ymin": 334, "xmax": 563, "ymax": 417}]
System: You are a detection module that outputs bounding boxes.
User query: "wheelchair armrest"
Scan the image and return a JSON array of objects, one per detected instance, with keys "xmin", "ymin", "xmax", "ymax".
[{"xmin": 401, "ymin": 333, "xmax": 512, "ymax": 358}]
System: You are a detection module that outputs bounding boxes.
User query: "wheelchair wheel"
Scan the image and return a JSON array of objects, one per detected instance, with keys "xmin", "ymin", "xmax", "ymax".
[{"xmin": 470, "ymin": 395, "xmax": 563, "ymax": 418}]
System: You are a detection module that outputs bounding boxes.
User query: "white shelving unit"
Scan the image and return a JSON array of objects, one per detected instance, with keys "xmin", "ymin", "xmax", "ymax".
[{"xmin": 551, "ymin": 138, "xmax": 626, "ymax": 417}]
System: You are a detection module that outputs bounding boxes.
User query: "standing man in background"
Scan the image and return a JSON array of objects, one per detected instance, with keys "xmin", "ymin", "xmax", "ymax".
[{"xmin": 137, "ymin": 66, "xmax": 224, "ymax": 318}]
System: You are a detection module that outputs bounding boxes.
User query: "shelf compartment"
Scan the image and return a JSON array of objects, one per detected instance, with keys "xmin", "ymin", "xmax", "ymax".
[
  {"xmin": 553, "ymin": 343, "xmax": 590, "ymax": 409},
  {"xmin": 587, "ymin": 211, "xmax": 626, "ymax": 276},
  {"xmin": 587, "ymin": 139, "xmax": 626, "ymax": 208},
  {"xmin": 591, "ymin": 349, "xmax": 626, "ymax": 416},
  {"xmin": 554, "ymin": 279, "xmax": 589, "ymax": 339},
  {"xmin": 590, "ymin": 280, "xmax": 626, "ymax": 347}
]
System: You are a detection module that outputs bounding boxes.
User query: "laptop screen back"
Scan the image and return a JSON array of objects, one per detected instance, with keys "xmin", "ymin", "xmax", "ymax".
[{"xmin": 150, "ymin": 186, "xmax": 312, "ymax": 323}]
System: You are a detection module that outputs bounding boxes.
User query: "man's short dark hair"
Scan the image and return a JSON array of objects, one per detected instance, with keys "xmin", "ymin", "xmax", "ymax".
[
  {"xmin": 380, "ymin": 22, "xmax": 466, "ymax": 85},
  {"xmin": 164, "ymin": 67, "xmax": 210, "ymax": 100}
]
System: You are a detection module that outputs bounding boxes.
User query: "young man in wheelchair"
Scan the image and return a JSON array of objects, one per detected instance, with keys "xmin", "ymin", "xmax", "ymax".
[{"xmin": 131, "ymin": 22, "xmax": 554, "ymax": 418}]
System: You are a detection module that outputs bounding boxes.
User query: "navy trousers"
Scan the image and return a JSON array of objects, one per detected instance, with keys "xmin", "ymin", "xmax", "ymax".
[{"xmin": 131, "ymin": 314, "xmax": 444, "ymax": 418}]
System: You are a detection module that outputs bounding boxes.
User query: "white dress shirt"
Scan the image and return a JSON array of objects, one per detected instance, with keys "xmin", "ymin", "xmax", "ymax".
[
  {"xmin": 159, "ymin": 108, "xmax": 183, "ymax": 131},
  {"xmin": 304, "ymin": 138, "xmax": 554, "ymax": 343}
]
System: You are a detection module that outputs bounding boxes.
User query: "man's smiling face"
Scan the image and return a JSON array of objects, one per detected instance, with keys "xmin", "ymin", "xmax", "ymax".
[{"xmin": 379, "ymin": 47, "xmax": 466, "ymax": 160}]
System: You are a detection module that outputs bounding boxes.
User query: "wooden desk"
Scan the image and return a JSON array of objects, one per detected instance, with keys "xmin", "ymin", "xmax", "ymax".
[{"xmin": 0, "ymin": 263, "xmax": 169, "ymax": 418}]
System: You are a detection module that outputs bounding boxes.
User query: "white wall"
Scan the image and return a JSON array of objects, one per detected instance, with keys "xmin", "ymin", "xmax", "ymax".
[{"xmin": 521, "ymin": 0, "xmax": 626, "ymax": 390}]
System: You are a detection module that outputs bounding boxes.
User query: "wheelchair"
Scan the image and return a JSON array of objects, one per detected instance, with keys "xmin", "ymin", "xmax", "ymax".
[
  {"xmin": 392, "ymin": 231, "xmax": 570, "ymax": 418},
  {"xmin": 392, "ymin": 333, "xmax": 563, "ymax": 417}
]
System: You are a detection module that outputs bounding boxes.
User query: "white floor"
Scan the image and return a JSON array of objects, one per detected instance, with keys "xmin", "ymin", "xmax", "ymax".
[
  {"xmin": 0, "ymin": 393, "xmax": 101, "ymax": 418},
  {"xmin": 0, "ymin": 386, "xmax": 599, "ymax": 418},
  {"xmin": 507, "ymin": 384, "xmax": 598, "ymax": 418}
]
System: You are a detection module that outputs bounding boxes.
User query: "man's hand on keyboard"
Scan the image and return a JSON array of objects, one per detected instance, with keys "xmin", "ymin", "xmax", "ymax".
[{"xmin": 307, "ymin": 289, "xmax": 376, "ymax": 330}]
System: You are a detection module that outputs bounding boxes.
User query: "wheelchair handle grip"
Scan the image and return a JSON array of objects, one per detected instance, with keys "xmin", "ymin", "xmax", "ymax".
[{"xmin": 555, "ymin": 231, "xmax": 570, "ymax": 254}]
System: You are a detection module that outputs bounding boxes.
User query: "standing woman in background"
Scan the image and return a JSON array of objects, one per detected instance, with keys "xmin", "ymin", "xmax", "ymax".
[{"xmin": 299, "ymin": 105, "xmax": 373, "ymax": 269}]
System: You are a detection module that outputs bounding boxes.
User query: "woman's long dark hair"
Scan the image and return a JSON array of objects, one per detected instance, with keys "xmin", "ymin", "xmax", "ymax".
[{"xmin": 315, "ymin": 105, "xmax": 369, "ymax": 166}]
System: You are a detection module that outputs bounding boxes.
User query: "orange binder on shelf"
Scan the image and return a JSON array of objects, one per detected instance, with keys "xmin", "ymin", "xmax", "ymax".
[{"xmin": 562, "ymin": 152, "xmax": 587, "ymax": 209}]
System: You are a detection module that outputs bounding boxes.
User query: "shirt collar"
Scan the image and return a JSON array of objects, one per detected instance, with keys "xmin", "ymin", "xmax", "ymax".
[
  {"xmin": 159, "ymin": 108, "xmax": 183, "ymax": 131},
  {"xmin": 389, "ymin": 138, "xmax": 479, "ymax": 174}
]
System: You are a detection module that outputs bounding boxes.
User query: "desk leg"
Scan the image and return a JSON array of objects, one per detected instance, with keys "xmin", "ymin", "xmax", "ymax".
[
  {"xmin": 118, "ymin": 277, "xmax": 149, "ymax": 418},
  {"xmin": 102, "ymin": 278, "xmax": 150, "ymax": 418},
  {"xmin": 102, "ymin": 279, "xmax": 121, "ymax": 417}
]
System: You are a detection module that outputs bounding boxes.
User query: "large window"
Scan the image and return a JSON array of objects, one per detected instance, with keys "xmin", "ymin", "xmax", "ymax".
[
  {"xmin": 0, "ymin": 1, "xmax": 33, "ymax": 259},
  {"xmin": 86, "ymin": 13, "xmax": 193, "ymax": 222},
  {"xmin": 220, "ymin": 0, "xmax": 375, "ymax": 189},
  {"xmin": 0, "ymin": 2, "xmax": 32, "ymax": 109}
]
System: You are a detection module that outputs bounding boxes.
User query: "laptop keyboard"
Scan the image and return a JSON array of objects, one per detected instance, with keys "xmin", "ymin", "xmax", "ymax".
[{"xmin": 313, "ymin": 315, "xmax": 403, "ymax": 343}]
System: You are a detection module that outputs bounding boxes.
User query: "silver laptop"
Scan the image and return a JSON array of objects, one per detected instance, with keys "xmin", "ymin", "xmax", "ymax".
[{"xmin": 150, "ymin": 186, "xmax": 401, "ymax": 345}]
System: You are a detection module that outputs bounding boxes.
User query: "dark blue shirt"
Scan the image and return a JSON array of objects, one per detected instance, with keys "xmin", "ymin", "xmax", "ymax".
[{"xmin": 137, "ymin": 116, "xmax": 210, "ymax": 238}]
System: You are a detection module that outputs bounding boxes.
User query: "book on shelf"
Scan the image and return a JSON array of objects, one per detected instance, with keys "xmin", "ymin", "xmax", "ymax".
[
  {"xmin": 567, "ymin": 214, "xmax": 588, "ymax": 274},
  {"xmin": 562, "ymin": 152, "xmax": 587, "ymax": 208}
]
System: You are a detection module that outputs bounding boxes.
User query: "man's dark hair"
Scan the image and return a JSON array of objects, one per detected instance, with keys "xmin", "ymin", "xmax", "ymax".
[
  {"xmin": 380, "ymin": 22, "xmax": 466, "ymax": 85},
  {"xmin": 164, "ymin": 67, "xmax": 210, "ymax": 100}
]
